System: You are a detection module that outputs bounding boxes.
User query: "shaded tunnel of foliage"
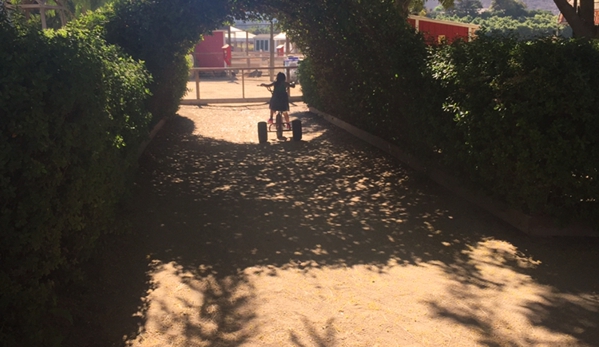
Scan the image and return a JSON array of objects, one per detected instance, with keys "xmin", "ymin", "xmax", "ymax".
[{"xmin": 2, "ymin": 0, "xmax": 599, "ymax": 345}]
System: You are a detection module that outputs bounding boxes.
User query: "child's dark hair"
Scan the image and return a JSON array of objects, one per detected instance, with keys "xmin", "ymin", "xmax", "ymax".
[{"xmin": 276, "ymin": 72, "xmax": 286, "ymax": 83}]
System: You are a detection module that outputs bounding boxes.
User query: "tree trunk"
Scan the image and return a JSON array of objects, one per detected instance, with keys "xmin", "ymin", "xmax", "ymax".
[
  {"xmin": 554, "ymin": 0, "xmax": 597, "ymax": 38},
  {"xmin": 579, "ymin": 0, "xmax": 595, "ymax": 27}
]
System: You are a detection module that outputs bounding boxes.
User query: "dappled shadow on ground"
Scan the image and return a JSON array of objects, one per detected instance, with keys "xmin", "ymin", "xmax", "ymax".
[
  {"xmin": 289, "ymin": 317, "xmax": 337, "ymax": 347},
  {"xmin": 133, "ymin": 261, "xmax": 256, "ymax": 346},
  {"xmin": 66, "ymin": 111, "xmax": 599, "ymax": 347},
  {"xmin": 425, "ymin": 237, "xmax": 599, "ymax": 346}
]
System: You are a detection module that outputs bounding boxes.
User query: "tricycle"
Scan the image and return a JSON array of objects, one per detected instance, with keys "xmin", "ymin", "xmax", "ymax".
[{"xmin": 257, "ymin": 84, "xmax": 302, "ymax": 143}]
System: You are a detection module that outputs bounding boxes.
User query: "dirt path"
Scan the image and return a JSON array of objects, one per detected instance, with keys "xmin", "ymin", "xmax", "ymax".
[{"xmin": 67, "ymin": 103, "xmax": 599, "ymax": 347}]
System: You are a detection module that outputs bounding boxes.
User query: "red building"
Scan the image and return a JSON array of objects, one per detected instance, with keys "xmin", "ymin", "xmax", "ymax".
[
  {"xmin": 193, "ymin": 30, "xmax": 230, "ymax": 68},
  {"xmin": 408, "ymin": 15, "xmax": 479, "ymax": 45},
  {"xmin": 194, "ymin": 18, "xmax": 477, "ymax": 68}
]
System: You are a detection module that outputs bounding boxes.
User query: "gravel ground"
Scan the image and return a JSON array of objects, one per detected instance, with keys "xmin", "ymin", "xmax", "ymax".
[{"xmin": 66, "ymin": 102, "xmax": 599, "ymax": 347}]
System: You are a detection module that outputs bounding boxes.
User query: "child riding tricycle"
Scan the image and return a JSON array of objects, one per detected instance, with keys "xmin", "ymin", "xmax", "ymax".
[{"xmin": 257, "ymin": 72, "xmax": 302, "ymax": 143}]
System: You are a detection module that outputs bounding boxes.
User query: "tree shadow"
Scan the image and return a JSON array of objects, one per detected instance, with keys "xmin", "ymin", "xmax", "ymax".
[
  {"xmin": 289, "ymin": 317, "xmax": 337, "ymax": 347},
  {"xmin": 134, "ymin": 117, "xmax": 470, "ymax": 279},
  {"xmin": 65, "ymin": 110, "xmax": 599, "ymax": 346},
  {"xmin": 132, "ymin": 261, "xmax": 256, "ymax": 346},
  {"xmin": 425, "ymin": 236, "xmax": 599, "ymax": 346}
]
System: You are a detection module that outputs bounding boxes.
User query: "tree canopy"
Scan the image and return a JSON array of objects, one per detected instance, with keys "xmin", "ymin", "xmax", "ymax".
[
  {"xmin": 448, "ymin": 0, "xmax": 483, "ymax": 17},
  {"xmin": 490, "ymin": 0, "xmax": 528, "ymax": 17}
]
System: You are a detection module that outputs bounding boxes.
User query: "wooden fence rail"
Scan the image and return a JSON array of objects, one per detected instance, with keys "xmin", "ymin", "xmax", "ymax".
[{"xmin": 181, "ymin": 66, "xmax": 302, "ymax": 105}]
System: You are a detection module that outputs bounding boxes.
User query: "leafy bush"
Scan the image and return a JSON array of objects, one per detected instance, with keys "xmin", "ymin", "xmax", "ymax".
[
  {"xmin": 296, "ymin": 57, "xmax": 322, "ymax": 110},
  {"xmin": 0, "ymin": 1, "xmax": 234, "ymax": 343},
  {"xmin": 247, "ymin": 0, "xmax": 596, "ymax": 229},
  {"xmin": 426, "ymin": 35, "xmax": 599, "ymax": 226},
  {"xmin": 0, "ymin": 12, "xmax": 150, "ymax": 346},
  {"xmin": 432, "ymin": 12, "xmax": 571, "ymax": 40},
  {"xmin": 270, "ymin": 0, "xmax": 428, "ymax": 144},
  {"xmin": 75, "ymin": 0, "xmax": 230, "ymax": 123}
]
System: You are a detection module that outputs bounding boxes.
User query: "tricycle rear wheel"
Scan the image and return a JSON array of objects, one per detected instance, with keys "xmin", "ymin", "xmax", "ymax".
[
  {"xmin": 258, "ymin": 121, "xmax": 267, "ymax": 144},
  {"xmin": 291, "ymin": 119, "xmax": 302, "ymax": 141}
]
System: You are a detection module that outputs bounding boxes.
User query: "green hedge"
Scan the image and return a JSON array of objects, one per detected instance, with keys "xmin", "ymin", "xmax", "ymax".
[
  {"xmin": 0, "ymin": 13, "xmax": 151, "ymax": 346},
  {"xmin": 272, "ymin": 0, "xmax": 428, "ymax": 146},
  {"xmin": 425, "ymin": 36, "xmax": 599, "ymax": 226},
  {"xmin": 0, "ymin": 1, "xmax": 232, "ymax": 342},
  {"xmin": 297, "ymin": 58, "xmax": 322, "ymax": 110},
  {"xmin": 293, "ymin": 4, "xmax": 599, "ymax": 229},
  {"xmin": 75, "ymin": 0, "xmax": 229, "ymax": 123}
]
